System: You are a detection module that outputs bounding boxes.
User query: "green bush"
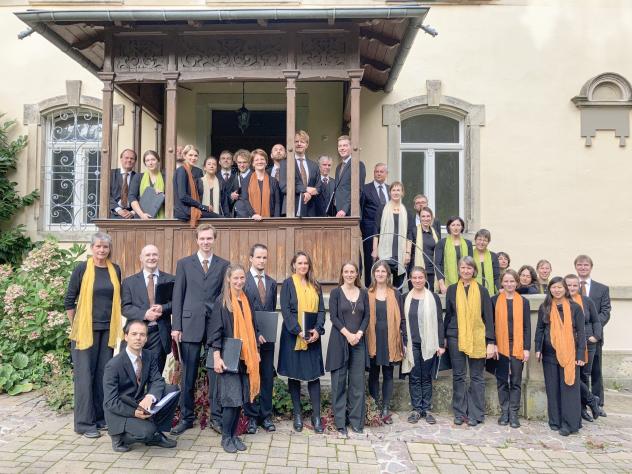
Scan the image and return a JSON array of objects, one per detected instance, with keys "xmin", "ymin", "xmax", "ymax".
[{"xmin": 41, "ymin": 366, "xmax": 74, "ymax": 412}]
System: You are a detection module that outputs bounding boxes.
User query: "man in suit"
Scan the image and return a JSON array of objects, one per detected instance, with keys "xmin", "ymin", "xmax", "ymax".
[
  {"xmin": 360, "ymin": 163, "xmax": 388, "ymax": 287},
  {"xmin": 243, "ymin": 244, "xmax": 278, "ymax": 434},
  {"xmin": 103, "ymin": 320, "xmax": 178, "ymax": 452},
  {"xmin": 314, "ymin": 155, "xmax": 336, "ymax": 217},
  {"xmin": 122, "ymin": 244, "xmax": 175, "ymax": 373},
  {"xmin": 334, "ymin": 135, "xmax": 366, "ymax": 218},
  {"xmin": 279, "ymin": 130, "xmax": 320, "ymax": 217},
  {"xmin": 218, "ymin": 150, "xmax": 235, "ymax": 208},
  {"xmin": 268, "ymin": 144, "xmax": 286, "ymax": 215},
  {"xmin": 171, "ymin": 224, "xmax": 230, "ymax": 435},
  {"xmin": 110, "ymin": 148, "xmax": 137, "ymax": 219},
  {"xmin": 575, "ymin": 254, "xmax": 611, "ymax": 417},
  {"xmin": 227, "ymin": 149, "xmax": 252, "ymax": 217}
]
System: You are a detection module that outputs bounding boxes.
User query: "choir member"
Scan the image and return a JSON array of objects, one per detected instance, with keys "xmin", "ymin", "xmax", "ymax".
[
  {"xmin": 173, "ymin": 145, "xmax": 218, "ymax": 224},
  {"xmin": 536, "ymin": 260, "xmax": 552, "ymax": 294},
  {"xmin": 516, "ymin": 265, "xmax": 539, "ymax": 295},
  {"xmin": 497, "ymin": 252, "xmax": 511, "ymax": 273},
  {"xmin": 473, "ymin": 229, "xmax": 500, "ymax": 295},
  {"xmin": 199, "ymin": 155, "xmax": 229, "ymax": 217},
  {"xmin": 411, "ymin": 207, "xmax": 440, "ymax": 291},
  {"xmin": 435, "ymin": 216, "xmax": 474, "ymax": 295},
  {"xmin": 236, "ymin": 149, "xmax": 281, "ymax": 219},
  {"xmin": 129, "ymin": 150, "xmax": 165, "ymax": 219}
]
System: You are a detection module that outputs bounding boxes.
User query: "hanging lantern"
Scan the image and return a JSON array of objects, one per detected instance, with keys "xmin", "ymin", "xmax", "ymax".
[{"xmin": 236, "ymin": 82, "xmax": 250, "ymax": 134}]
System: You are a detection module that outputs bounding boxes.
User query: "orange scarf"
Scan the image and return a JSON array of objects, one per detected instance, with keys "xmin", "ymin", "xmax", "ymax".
[
  {"xmin": 494, "ymin": 292, "xmax": 524, "ymax": 360},
  {"xmin": 248, "ymin": 173, "xmax": 271, "ymax": 217},
  {"xmin": 230, "ymin": 290, "xmax": 260, "ymax": 402},
  {"xmin": 550, "ymin": 299, "xmax": 576, "ymax": 386},
  {"xmin": 367, "ymin": 288, "xmax": 403, "ymax": 362},
  {"xmin": 572, "ymin": 294, "xmax": 589, "ymax": 363},
  {"xmin": 184, "ymin": 163, "xmax": 202, "ymax": 228}
]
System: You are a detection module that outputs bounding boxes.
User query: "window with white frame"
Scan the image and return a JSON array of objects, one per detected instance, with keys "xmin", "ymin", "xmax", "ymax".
[
  {"xmin": 400, "ymin": 112, "xmax": 464, "ymax": 227},
  {"xmin": 44, "ymin": 108, "xmax": 102, "ymax": 231}
]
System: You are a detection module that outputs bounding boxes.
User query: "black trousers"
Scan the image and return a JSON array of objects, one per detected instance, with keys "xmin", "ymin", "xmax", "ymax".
[
  {"xmin": 496, "ymin": 356, "xmax": 524, "ymax": 417},
  {"xmin": 447, "ymin": 337, "xmax": 486, "ymax": 422},
  {"xmin": 362, "ymin": 235, "xmax": 375, "ymax": 288},
  {"xmin": 179, "ymin": 341, "xmax": 202, "ymax": 424},
  {"xmin": 119, "ymin": 385, "xmax": 179, "ymax": 444},
  {"xmin": 368, "ymin": 358, "xmax": 394, "ymax": 409},
  {"xmin": 580, "ymin": 343, "xmax": 597, "ymax": 406},
  {"xmin": 408, "ymin": 343, "xmax": 436, "ymax": 413},
  {"xmin": 244, "ymin": 343, "xmax": 275, "ymax": 422},
  {"xmin": 288, "ymin": 378, "xmax": 321, "ymax": 418},
  {"xmin": 222, "ymin": 406, "xmax": 241, "ymax": 439},
  {"xmin": 330, "ymin": 341, "xmax": 366, "ymax": 430},
  {"xmin": 543, "ymin": 361, "xmax": 581, "ymax": 432},
  {"xmin": 207, "ymin": 370, "xmax": 222, "ymax": 426},
  {"xmin": 591, "ymin": 342, "xmax": 605, "ymax": 406},
  {"xmin": 72, "ymin": 329, "xmax": 113, "ymax": 433}
]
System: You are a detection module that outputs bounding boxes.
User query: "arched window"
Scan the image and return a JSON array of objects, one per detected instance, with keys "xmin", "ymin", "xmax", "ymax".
[
  {"xmin": 400, "ymin": 112, "xmax": 464, "ymax": 226},
  {"xmin": 43, "ymin": 108, "xmax": 102, "ymax": 231}
]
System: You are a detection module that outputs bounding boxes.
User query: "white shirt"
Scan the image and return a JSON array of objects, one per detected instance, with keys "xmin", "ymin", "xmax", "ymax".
[
  {"xmin": 295, "ymin": 156, "xmax": 309, "ymax": 216},
  {"xmin": 271, "ymin": 165, "xmax": 280, "ymax": 179},
  {"xmin": 126, "ymin": 348, "xmax": 156, "ymax": 402},
  {"xmin": 250, "ymin": 267, "xmax": 266, "ymax": 290},
  {"xmin": 197, "ymin": 251, "xmax": 213, "ymax": 267},
  {"xmin": 143, "ymin": 269, "xmax": 160, "ymax": 326}
]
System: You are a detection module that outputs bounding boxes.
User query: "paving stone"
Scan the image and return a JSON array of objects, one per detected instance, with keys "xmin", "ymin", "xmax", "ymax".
[
  {"xmin": 309, "ymin": 445, "xmax": 337, "ymax": 457},
  {"xmin": 143, "ymin": 456, "xmax": 183, "ymax": 471}
]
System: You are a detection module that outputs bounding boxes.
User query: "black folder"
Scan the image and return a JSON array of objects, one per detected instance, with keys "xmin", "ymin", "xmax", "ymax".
[
  {"xmin": 139, "ymin": 187, "xmax": 165, "ymax": 218},
  {"xmin": 221, "ymin": 338, "xmax": 242, "ymax": 373},
  {"xmin": 485, "ymin": 354, "xmax": 510, "ymax": 382},
  {"xmin": 433, "ymin": 350, "xmax": 452, "ymax": 380},
  {"xmin": 255, "ymin": 311, "xmax": 279, "ymax": 343},
  {"xmin": 301, "ymin": 312, "xmax": 318, "ymax": 337},
  {"xmin": 154, "ymin": 281, "xmax": 174, "ymax": 305}
]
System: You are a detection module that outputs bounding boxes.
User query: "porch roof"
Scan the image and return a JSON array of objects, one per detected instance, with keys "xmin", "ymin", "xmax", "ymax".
[{"xmin": 15, "ymin": 6, "xmax": 429, "ymax": 92}]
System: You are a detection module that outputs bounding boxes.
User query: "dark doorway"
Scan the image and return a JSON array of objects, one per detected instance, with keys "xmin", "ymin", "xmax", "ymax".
[{"xmin": 210, "ymin": 110, "xmax": 286, "ymax": 159}]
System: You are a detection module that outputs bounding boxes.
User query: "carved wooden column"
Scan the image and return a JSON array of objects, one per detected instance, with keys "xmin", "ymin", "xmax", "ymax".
[
  {"xmin": 284, "ymin": 71, "xmax": 299, "ymax": 217},
  {"xmin": 98, "ymin": 72, "xmax": 115, "ymax": 219},
  {"xmin": 164, "ymin": 72, "xmax": 179, "ymax": 219},
  {"xmin": 348, "ymin": 69, "xmax": 364, "ymax": 217},
  {"xmin": 132, "ymin": 103, "xmax": 143, "ymax": 168}
]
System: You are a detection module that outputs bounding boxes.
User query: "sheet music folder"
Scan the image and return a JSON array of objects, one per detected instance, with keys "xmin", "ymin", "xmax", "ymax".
[
  {"xmin": 139, "ymin": 187, "xmax": 165, "ymax": 218},
  {"xmin": 255, "ymin": 311, "xmax": 279, "ymax": 343}
]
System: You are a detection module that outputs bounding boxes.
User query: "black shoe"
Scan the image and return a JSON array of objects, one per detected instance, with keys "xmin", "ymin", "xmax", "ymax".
[
  {"xmin": 381, "ymin": 408, "xmax": 393, "ymax": 425},
  {"xmin": 407, "ymin": 411, "xmax": 421, "ymax": 424},
  {"xmin": 170, "ymin": 421, "xmax": 193, "ymax": 436},
  {"xmin": 261, "ymin": 417, "xmax": 276, "ymax": 432},
  {"xmin": 598, "ymin": 407, "xmax": 607, "ymax": 417},
  {"xmin": 454, "ymin": 416, "xmax": 465, "ymax": 426},
  {"xmin": 498, "ymin": 413, "xmax": 509, "ymax": 426},
  {"xmin": 589, "ymin": 396, "xmax": 600, "ymax": 420},
  {"xmin": 312, "ymin": 416, "xmax": 324, "ymax": 434},
  {"xmin": 246, "ymin": 418, "xmax": 258, "ymax": 435},
  {"xmin": 221, "ymin": 437, "xmax": 237, "ymax": 453},
  {"xmin": 467, "ymin": 418, "xmax": 478, "ymax": 427},
  {"xmin": 209, "ymin": 420, "xmax": 222, "ymax": 435},
  {"xmin": 350, "ymin": 425, "xmax": 364, "ymax": 434},
  {"xmin": 509, "ymin": 415, "xmax": 521, "ymax": 429},
  {"xmin": 111, "ymin": 436, "xmax": 130, "ymax": 453},
  {"xmin": 293, "ymin": 414, "xmax": 303, "ymax": 432},
  {"xmin": 581, "ymin": 408, "xmax": 594, "ymax": 422},
  {"xmin": 549, "ymin": 424, "xmax": 560, "ymax": 431},
  {"xmin": 559, "ymin": 428, "xmax": 570, "ymax": 437},
  {"xmin": 147, "ymin": 432, "xmax": 177, "ymax": 448},
  {"xmin": 425, "ymin": 413, "xmax": 437, "ymax": 425},
  {"xmin": 337, "ymin": 427, "xmax": 348, "ymax": 436},
  {"xmin": 96, "ymin": 422, "xmax": 108, "ymax": 431},
  {"xmin": 232, "ymin": 436, "xmax": 247, "ymax": 451},
  {"xmin": 83, "ymin": 431, "xmax": 100, "ymax": 439}
]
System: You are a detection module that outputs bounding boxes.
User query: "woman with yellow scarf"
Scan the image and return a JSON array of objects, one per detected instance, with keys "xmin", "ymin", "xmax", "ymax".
[
  {"xmin": 444, "ymin": 256, "xmax": 495, "ymax": 427},
  {"xmin": 535, "ymin": 277, "xmax": 586, "ymax": 436},
  {"xmin": 435, "ymin": 216, "xmax": 473, "ymax": 295},
  {"xmin": 64, "ymin": 232, "xmax": 123, "ymax": 439},
  {"xmin": 278, "ymin": 252, "xmax": 326, "ymax": 433},
  {"xmin": 473, "ymin": 229, "xmax": 500, "ymax": 296},
  {"xmin": 129, "ymin": 150, "xmax": 165, "ymax": 219},
  {"xmin": 209, "ymin": 264, "xmax": 261, "ymax": 453}
]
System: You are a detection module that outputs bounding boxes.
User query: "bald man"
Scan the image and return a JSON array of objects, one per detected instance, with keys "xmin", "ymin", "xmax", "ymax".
[{"xmin": 122, "ymin": 245, "xmax": 175, "ymax": 372}]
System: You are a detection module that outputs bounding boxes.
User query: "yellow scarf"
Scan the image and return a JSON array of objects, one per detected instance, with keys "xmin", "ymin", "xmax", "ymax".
[
  {"xmin": 292, "ymin": 274, "xmax": 319, "ymax": 351},
  {"xmin": 474, "ymin": 249, "xmax": 496, "ymax": 295},
  {"xmin": 70, "ymin": 259, "xmax": 123, "ymax": 350},
  {"xmin": 140, "ymin": 171, "xmax": 165, "ymax": 218},
  {"xmin": 414, "ymin": 224, "xmax": 439, "ymax": 269},
  {"xmin": 444, "ymin": 237, "xmax": 469, "ymax": 286},
  {"xmin": 455, "ymin": 280, "xmax": 486, "ymax": 358},
  {"xmin": 230, "ymin": 290, "xmax": 260, "ymax": 402}
]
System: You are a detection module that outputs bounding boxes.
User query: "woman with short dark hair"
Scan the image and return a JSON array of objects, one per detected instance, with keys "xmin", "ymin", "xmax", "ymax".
[
  {"xmin": 497, "ymin": 252, "xmax": 511, "ymax": 273},
  {"xmin": 517, "ymin": 265, "xmax": 539, "ymax": 295},
  {"xmin": 236, "ymin": 149, "xmax": 281, "ymax": 219},
  {"xmin": 473, "ymin": 229, "xmax": 500, "ymax": 295},
  {"xmin": 435, "ymin": 216, "xmax": 473, "ymax": 295}
]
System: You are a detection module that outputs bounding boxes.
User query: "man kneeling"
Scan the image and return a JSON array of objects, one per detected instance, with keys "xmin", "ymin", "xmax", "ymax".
[{"xmin": 103, "ymin": 320, "xmax": 178, "ymax": 452}]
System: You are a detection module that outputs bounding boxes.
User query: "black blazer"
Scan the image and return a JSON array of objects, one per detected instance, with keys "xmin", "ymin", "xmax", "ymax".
[
  {"xmin": 360, "ymin": 182, "xmax": 388, "ymax": 237},
  {"xmin": 128, "ymin": 171, "xmax": 165, "ymax": 206},
  {"xmin": 207, "ymin": 293, "xmax": 261, "ymax": 350},
  {"xmin": 235, "ymin": 173, "xmax": 281, "ymax": 218},
  {"xmin": 405, "ymin": 291, "xmax": 445, "ymax": 348},
  {"xmin": 325, "ymin": 287, "xmax": 370, "ymax": 372},
  {"xmin": 314, "ymin": 176, "xmax": 336, "ymax": 217},
  {"xmin": 173, "ymin": 165, "xmax": 204, "ymax": 221},
  {"xmin": 280, "ymin": 278, "xmax": 326, "ymax": 336},
  {"xmin": 109, "ymin": 169, "xmax": 136, "ymax": 217},
  {"xmin": 587, "ymin": 280, "xmax": 611, "ymax": 332},
  {"xmin": 224, "ymin": 171, "xmax": 252, "ymax": 216},
  {"xmin": 444, "ymin": 282, "xmax": 495, "ymax": 344},
  {"xmin": 244, "ymin": 272, "xmax": 278, "ymax": 312},
  {"xmin": 122, "ymin": 270, "xmax": 175, "ymax": 355},
  {"xmin": 278, "ymin": 156, "xmax": 321, "ymax": 217},
  {"xmin": 172, "ymin": 254, "xmax": 230, "ymax": 343},
  {"xmin": 434, "ymin": 237, "xmax": 474, "ymax": 283},
  {"xmin": 534, "ymin": 301, "xmax": 586, "ymax": 364},
  {"xmin": 578, "ymin": 295, "xmax": 603, "ymax": 342},
  {"xmin": 196, "ymin": 176, "xmax": 230, "ymax": 217},
  {"xmin": 103, "ymin": 349, "xmax": 166, "ymax": 435},
  {"xmin": 491, "ymin": 294, "xmax": 531, "ymax": 351},
  {"xmin": 333, "ymin": 158, "xmax": 366, "ymax": 216}
]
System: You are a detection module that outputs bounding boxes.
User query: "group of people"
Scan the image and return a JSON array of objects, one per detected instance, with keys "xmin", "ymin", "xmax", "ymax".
[
  {"xmin": 64, "ymin": 218, "xmax": 611, "ymax": 455},
  {"xmin": 108, "ymin": 131, "xmax": 364, "ymax": 224}
]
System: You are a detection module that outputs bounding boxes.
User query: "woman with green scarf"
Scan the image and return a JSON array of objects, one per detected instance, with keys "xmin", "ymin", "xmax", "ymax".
[
  {"xmin": 473, "ymin": 229, "xmax": 500, "ymax": 296},
  {"xmin": 129, "ymin": 150, "xmax": 165, "ymax": 219},
  {"xmin": 435, "ymin": 216, "xmax": 473, "ymax": 295}
]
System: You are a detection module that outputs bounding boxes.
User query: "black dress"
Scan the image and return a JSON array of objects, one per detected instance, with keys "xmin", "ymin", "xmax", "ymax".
[{"xmin": 374, "ymin": 300, "xmax": 391, "ymax": 366}]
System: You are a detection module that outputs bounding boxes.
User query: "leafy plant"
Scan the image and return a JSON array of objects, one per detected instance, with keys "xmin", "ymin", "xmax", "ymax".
[
  {"xmin": 0, "ymin": 353, "xmax": 34, "ymax": 395},
  {"xmin": 0, "ymin": 114, "xmax": 38, "ymax": 266},
  {"xmin": 42, "ymin": 366, "xmax": 74, "ymax": 412}
]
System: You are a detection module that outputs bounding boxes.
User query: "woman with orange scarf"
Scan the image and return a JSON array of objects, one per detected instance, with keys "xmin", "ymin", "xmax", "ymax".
[
  {"xmin": 236, "ymin": 149, "xmax": 281, "ymax": 219},
  {"xmin": 174, "ymin": 145, "xmax": 219, "ymax": 224},
  {"xmin": 535, "ymin": 277, "xmax": 586, "ymax": 436},
  {"xmin": 366, "ymin": 260, "xmax": 406, "ymax": 423},
  {"xmin": 491, "ymin": 269, "xmax": 531, "ymax": 429},
  {"xmin": 209, "ymin": 264, "xmax": 262, "ymax": 453},
  {"xmin": 564, "ymin": 274, "xmax": 602, "ymax": 423}
]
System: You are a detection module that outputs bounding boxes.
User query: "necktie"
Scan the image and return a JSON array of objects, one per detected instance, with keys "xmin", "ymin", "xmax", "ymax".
[
  {"xmin": 257, "ymin": 274, "xmax": 266, "ymax": 302},
  {"xmin": 298, "ymin": 158, "xmax": 308, "ymax": 185},
  {"xmin": 323, "ymin": 177, "xmax": 329, "ymax": 186},
  {"xmin": 378, "ymin": 185, "xmax": 387, "ymax": 205},
  {"xmin": 121, "ymin": 172, "xmax": 129, "ymax": 208},
  {"xmin": 135, "ymin": 356, "xmax": 142, "ymax": 385},
  {"xmin": 202, "ymin": 259, "xmax": 209, "ymax": 273},
  {"xmin": 581, "ymin": 281, "xmax": 587, "ymax": 296},
  {"xmin": 224, "ymin": 172, "xmax": 230, "ymax": 181},
  {"xmin": 147, "ymin": 274, "xmax": 155, "ymax": 306}
]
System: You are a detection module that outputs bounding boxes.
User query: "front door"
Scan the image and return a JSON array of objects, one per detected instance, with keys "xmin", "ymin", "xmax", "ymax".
[{"xmin": 211, "ymin": 110, "xmax": 286, "ymax": 159}]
